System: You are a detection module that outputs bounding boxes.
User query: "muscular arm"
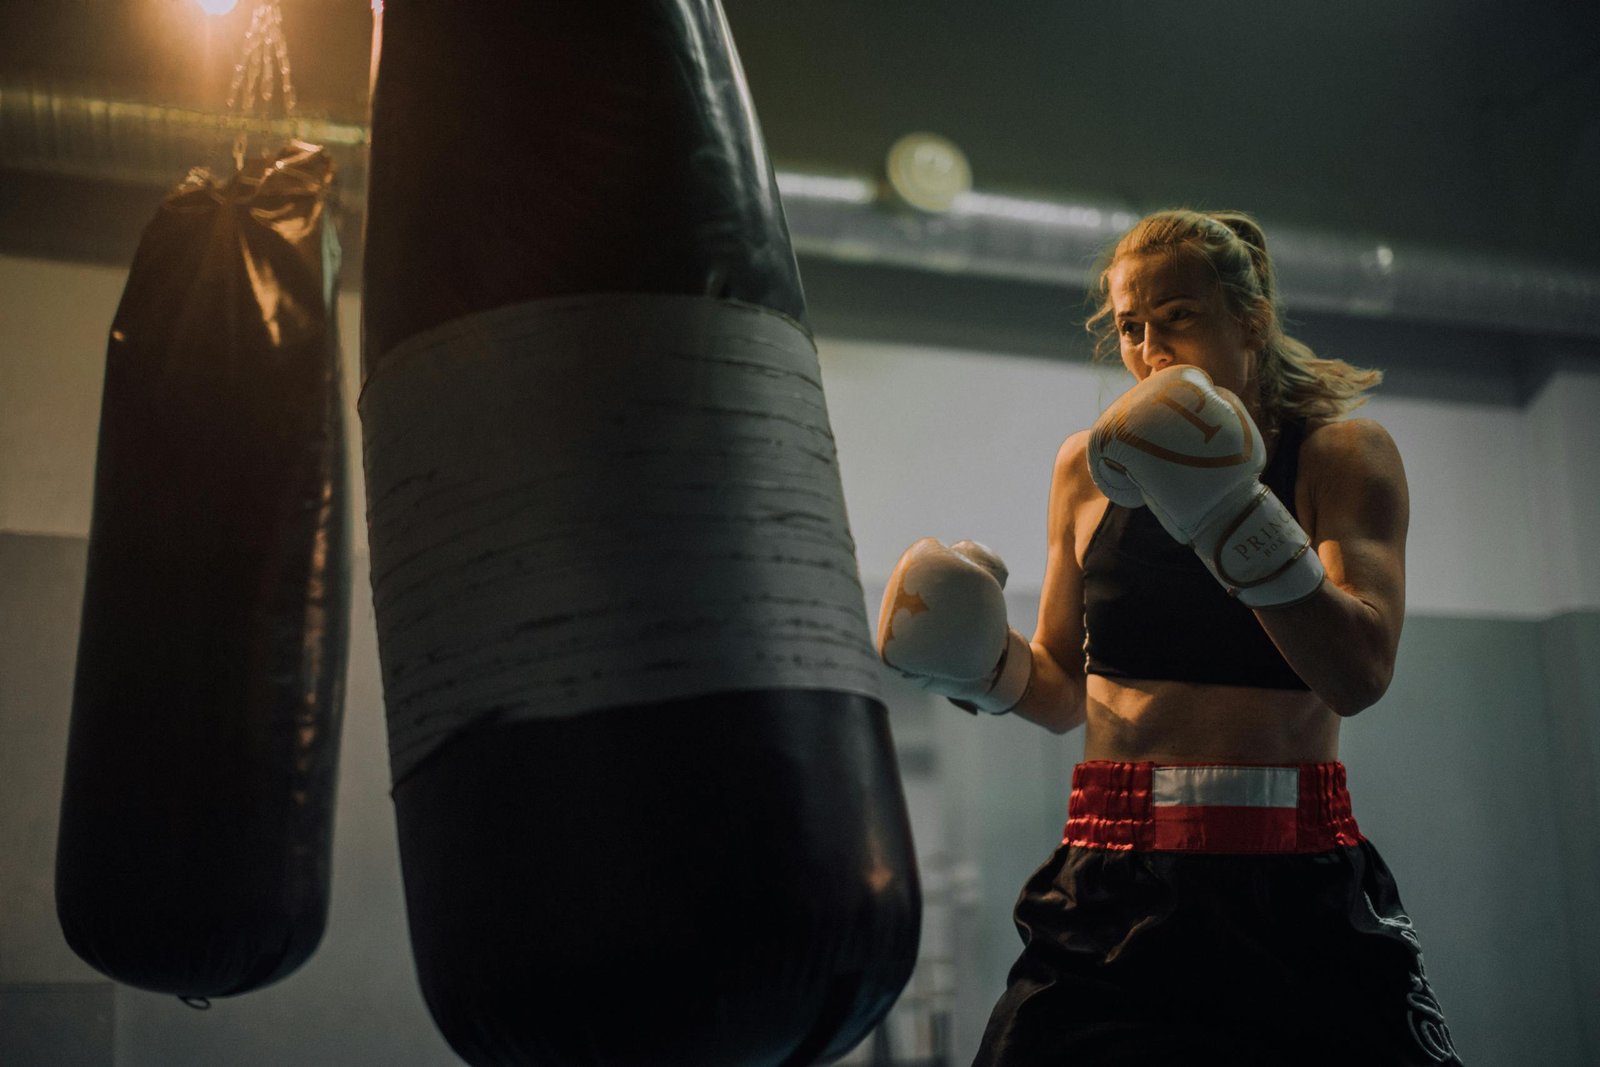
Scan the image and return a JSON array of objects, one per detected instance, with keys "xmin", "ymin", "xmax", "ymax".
[
  {"xmin": 1012, "ymin": 433, "xmax": 1093, "ymax": 734},
  {"xmin": 1254, "ymin": 419, "xmax": 1409, "ymax": 717}
]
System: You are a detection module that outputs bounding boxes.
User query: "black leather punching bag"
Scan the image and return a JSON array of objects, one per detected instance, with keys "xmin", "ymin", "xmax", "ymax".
[
  {"xmin": 360, "ymin": 3, "xmax": 919, "ymax": 1064},
  {"xmin": 56, "ymin": 143, "xmax": 350, "ymax": 999}
]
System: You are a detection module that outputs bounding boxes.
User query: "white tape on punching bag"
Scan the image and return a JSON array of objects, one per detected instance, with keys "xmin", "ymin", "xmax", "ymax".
[{"xmin": 361, "ymin": 292, "xmax": 884, "ymax": 783}]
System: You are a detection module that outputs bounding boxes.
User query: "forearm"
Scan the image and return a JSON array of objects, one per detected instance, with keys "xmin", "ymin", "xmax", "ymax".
[
  {"xmin": 1255, "ymin": 579, "xmax": 1397, "ymax": 717},
  {"xmin": 1011, "ymin": 641, "xmax": 1088, "ymax": 734}
]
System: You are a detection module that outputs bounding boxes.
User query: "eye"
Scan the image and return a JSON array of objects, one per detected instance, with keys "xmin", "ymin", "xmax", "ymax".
[
  {"xmin": 1167, "ymin": 307, "xmax": 1193, "ymax": 323},
  {"xmin": 1118, "ymin": 320, "xmax": 1141, "ymax": 338}
]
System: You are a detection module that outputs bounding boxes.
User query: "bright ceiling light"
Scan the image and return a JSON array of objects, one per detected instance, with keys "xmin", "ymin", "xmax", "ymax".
[{"xmin": 196, "ymin": 0, "xmax": 238, "ymax": 15}]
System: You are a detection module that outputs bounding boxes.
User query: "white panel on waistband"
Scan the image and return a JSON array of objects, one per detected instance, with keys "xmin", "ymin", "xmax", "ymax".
[{"xmin": 1151, "ymin": 765, "xmax": 1300, "ymax": 808}]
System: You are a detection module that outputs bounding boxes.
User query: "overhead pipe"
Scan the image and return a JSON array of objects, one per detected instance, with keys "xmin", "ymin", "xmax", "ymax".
[
  {"xmin": 777, "ymin": 173, "xmax": 1600, "ymax": 341},
  {"xmin": 4, "ymin": 86, "xmax": 1599, "ymax": 340}
]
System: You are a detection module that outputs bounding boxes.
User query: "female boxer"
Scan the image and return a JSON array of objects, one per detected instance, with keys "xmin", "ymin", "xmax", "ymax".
[{"xmin": 878, "ymin": 209, "xmax": 1462, "ymax": 1064}]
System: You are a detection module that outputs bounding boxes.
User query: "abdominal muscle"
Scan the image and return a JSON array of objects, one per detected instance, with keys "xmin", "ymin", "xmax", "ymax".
[{"xmin": 1083, "ymin": 674, "xmax": 1341, "ymax": 764}]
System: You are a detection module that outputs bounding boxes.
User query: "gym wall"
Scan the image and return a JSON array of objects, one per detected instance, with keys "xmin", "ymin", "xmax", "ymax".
[{"xmin": 2, "ymin": 250, "xmax": 1597, "ymax": 1065}]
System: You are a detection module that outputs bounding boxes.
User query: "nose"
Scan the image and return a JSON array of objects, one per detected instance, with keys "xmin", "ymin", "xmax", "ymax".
[{"xmin": 1136, "ymin": 323, "xmax": 1173, "ymax": 370}]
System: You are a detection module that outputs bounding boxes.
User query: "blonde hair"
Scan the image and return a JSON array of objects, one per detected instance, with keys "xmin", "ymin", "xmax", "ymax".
[{"xmin": 1086, "ymin": 208, "xmax": 1381, "ymax": 421}]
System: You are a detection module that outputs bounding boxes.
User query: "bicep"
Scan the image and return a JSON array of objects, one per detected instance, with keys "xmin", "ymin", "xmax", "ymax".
[
  {"xmin": 1032, "ymin": 436, "xmax": 1091, "ymax": 682},
  {"xmin": 1251, "ymin": 420, "xmax": 1410, "ymax": 715},
  {"xmin": 1008, "ymin": 436, "xmax": 1092, "ymax": 732},
  {"xmin": 1034, "ymin": 527, "xmax": 1086, "ymax": 674},
  {"xmin": 1305, "ymin": 420, "xmax": 1410, "ymax": 649}
]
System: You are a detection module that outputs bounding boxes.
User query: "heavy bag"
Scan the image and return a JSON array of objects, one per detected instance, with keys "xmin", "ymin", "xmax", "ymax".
[
  {"xmin": 56, "ymin": 142, "xmax": 350, "ymax": 999},
  {"xmin": 361, "ymin": 2, "xmax": 919, "ymax": 1064}
]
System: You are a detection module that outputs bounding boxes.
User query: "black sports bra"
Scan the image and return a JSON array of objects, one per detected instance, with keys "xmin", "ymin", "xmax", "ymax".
[{"xmin": 1081, "ymin": 417, "xmax": 1311, "ymax": 691}]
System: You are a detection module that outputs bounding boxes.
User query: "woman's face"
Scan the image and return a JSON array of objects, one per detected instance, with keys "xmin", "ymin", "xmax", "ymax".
[{"xmin": 1107, "ymin": 250, "xmax": 1262, "ymax": 406}]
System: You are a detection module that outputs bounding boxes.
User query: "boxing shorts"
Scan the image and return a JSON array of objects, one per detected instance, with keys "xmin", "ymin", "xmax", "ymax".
[{"xmin": 973, "ymin": 762, "xmax": 1463, "ymax": 1066}]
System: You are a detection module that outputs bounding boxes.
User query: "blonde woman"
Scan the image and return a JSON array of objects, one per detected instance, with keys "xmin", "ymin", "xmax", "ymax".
[{"xmin": 878, "ymin": 210, "xmax": 1461, "ymax": 1063}]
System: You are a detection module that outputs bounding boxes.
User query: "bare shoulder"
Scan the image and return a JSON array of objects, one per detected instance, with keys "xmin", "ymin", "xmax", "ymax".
[
  {"xmin": 1298, "ymin": 416, "xmax": 1409, "ymax": 537},
  {"xmin": 1050, "ymin": 429, "xmax": 1112, "ymax": 559},
  {"xmin": 1301, "ymin": 417, "xmax": 1406, "ymax": 488},
  {"xmin": 1302, "ymin": 416, "xmax": 1401, "ymax": 463},
  {"xmin": 1054, "ymin": 429, "xmax": 1098, "ymax": 496}
]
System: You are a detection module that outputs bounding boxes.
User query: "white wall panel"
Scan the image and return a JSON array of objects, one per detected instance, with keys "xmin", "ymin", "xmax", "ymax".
[
  {"xmin": 819, "ymin": 337, "xmax": 1122, "ymax": 593},
  {"xmin": 0, "ymin": 255, "xmax": 120, "ymax": 537},
  {"xmin": 1524, "ymin": 365, "xmax": 1600, "ymax": 615},
  {"xmin": 1368, "ymin": 394, "xmax": 1548, "ymax": 618},
  {"xmin": 822, "ymin": 336, "xmax": 1568, "ymax": 619}
]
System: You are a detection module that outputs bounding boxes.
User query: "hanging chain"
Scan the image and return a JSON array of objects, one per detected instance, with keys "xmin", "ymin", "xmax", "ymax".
[{"xmin": 223, "ymin": 1, "xmax": 297, "ymax": 169}]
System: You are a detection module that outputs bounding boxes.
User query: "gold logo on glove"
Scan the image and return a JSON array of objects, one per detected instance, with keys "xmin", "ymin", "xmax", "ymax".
[
  {"xmin": 1112, "ymin": 381, "xmax": 1255, "ymax": 469},
  {"xmin": 1156, "ymin": 377, "xmax": 1224, "ymax": 443},
  {"xmin": 876, "ymin": 588, "xmax": 928, "ymax": 660}
]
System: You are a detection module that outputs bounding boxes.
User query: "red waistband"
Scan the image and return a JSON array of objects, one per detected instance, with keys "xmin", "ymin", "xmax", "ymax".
[{"xmin": 1063, "ymin": 761, "xmax": 1364, "ymax": 854}]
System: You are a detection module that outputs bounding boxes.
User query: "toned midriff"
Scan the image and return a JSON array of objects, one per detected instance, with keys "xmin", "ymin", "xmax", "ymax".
[{"xmin": 1084, "ymin": 674, "xmax": 1339, "ymax": 764}]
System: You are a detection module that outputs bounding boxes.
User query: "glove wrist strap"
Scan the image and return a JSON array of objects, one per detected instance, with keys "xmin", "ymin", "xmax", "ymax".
[
  {"xmin": 1201, "ymin": 485, "xmax": 1326, "ymax": 607},
  {"xmin": 966, "ymin": 628, "xmax": 1032, "ymax": 715}
]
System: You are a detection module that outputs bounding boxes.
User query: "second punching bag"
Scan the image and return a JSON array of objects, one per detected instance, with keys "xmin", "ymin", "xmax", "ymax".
[
  {"xmin": 56, "ymin": 143, "xmax": 350, "ymax": 999},
  {"xmin": 361, "ymin": 2, "xmax": 919, "ymax": 1065}
]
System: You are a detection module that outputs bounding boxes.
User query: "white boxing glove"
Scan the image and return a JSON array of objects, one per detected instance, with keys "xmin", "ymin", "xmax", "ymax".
[
  {"xmin": 1087, "ymin": 365, "xmax": 1325, "ymax": 608},
  {"xmin": 876, "ymin": 537, "xmax": 1032, "ymax": 714}
]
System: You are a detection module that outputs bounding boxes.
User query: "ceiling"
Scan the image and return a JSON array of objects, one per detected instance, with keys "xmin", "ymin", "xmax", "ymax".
[
  {"xmin": 2, "ymin": 0, "xmax": 1597, "ymax": 353},
  {"xmin": 727, "ymin": 0, "xmax": 1600, "ymax": 268}
]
